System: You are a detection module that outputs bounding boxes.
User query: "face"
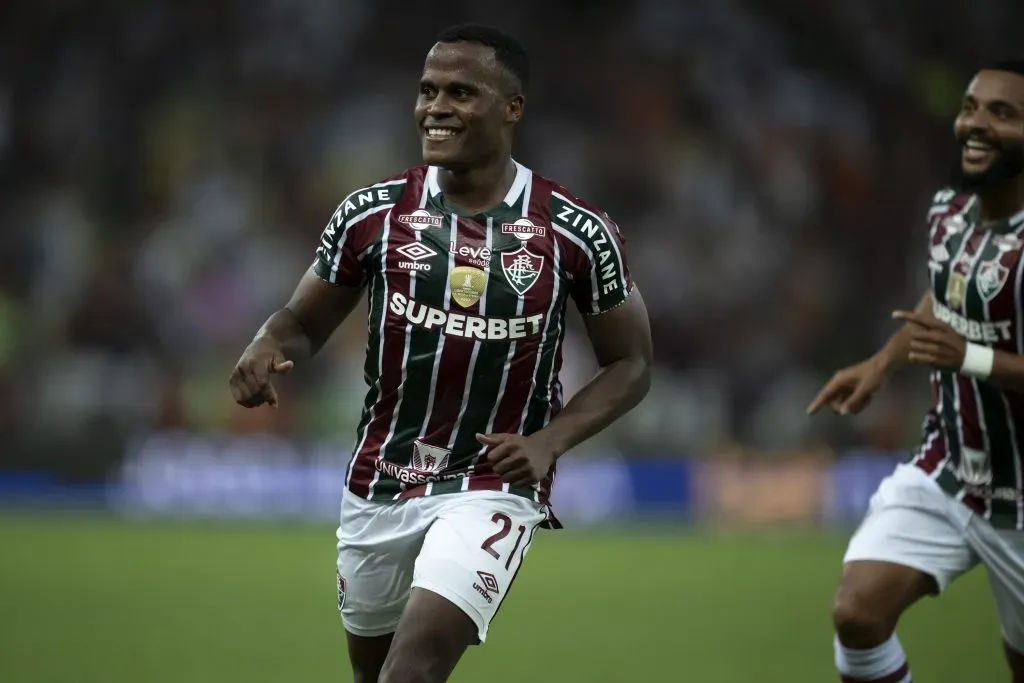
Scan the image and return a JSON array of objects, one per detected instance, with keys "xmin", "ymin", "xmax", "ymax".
[
  {"xmin": 415, "ymin": 42, "xmax": 523, "ymax": 170},
  {"xmin": 951, "ymin": 70, "xmax": 1024, "ymax": 192}
]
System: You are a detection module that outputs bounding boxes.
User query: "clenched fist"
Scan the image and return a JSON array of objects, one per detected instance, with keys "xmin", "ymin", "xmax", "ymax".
[
  {"xmin": 476, "ymin": 433, "xmax": 556, "ymax": 487},
  {"xmin": 228, "ymin": 337, "xmax": 294, "ymax": 408}
]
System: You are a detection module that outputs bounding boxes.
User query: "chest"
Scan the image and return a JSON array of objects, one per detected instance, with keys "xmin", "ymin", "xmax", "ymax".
[
  {"xmin": 373, "ymin": 211, "xmax": 564, "ymax": 318},
  {"xmin": 930, "ymin": 216, "xmax": 1024, "ymax": 319}
]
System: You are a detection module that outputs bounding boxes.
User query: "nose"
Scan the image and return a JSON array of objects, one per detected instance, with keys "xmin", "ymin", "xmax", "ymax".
[
  {"xmin": 960, "ymin": 108, "xmax": 993, "ymax": 136},
  {"xmin": 425, "ymin": 93, "xmax": 453, "ymax": 119}
]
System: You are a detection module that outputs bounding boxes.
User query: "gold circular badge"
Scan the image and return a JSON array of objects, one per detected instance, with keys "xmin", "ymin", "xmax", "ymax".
[{"xmin": 450, "ymin": 266, "xmax": 488, "ymax": 308}]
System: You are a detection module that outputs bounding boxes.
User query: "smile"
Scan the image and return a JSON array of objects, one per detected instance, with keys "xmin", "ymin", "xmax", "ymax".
[
  {"xmin": 963, "ymin": 138, "xmax": 997, "ymax": 164},
  {"xmin": 424, "ymin": 127, "xmax": 461, "ymax": 141}
]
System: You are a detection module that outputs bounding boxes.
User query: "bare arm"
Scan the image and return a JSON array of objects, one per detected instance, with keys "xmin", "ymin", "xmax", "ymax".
[
  {"xmin": 873, "ymin": 290, "xmax": 934, "ymax": 375},
  {"xmin": 230, "ymin": 269, "xmax": 363, "ymax": 408},
  {"xmin": 985, "ymin": 353, "xmax": 1024, "ymax": 393},
  {"xmin": 531, "ymin": 287, "xmax": 653, "ymax": 458},
  {"xmin": 894, "ymin": 298, "xmax": 1024, "ymax": 394},
  {"xmin": 807, "ymin": 289, "xmax": 933, "ymax": 415},
  {"xmin": 254, "ymin": 269, "xmax": 364, "ymax": 362}
]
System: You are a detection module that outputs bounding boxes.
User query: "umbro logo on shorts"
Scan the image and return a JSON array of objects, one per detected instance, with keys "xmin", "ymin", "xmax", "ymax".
[{"xmin": 472, "ymin": 571, "xmax": 500, "ymax": 604}]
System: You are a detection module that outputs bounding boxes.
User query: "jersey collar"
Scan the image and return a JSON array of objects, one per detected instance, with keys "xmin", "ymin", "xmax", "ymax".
[
  {"xmin": 965, "ymin": 197, "xmax": 1024, "ymax": 234},
  {"xmin": 425, "ymin": 161, "xmax": 530, "ymax": 213},
  {"xmin": 1010, "ymin": 206, "xmax": 1024, "ymax": 230}
]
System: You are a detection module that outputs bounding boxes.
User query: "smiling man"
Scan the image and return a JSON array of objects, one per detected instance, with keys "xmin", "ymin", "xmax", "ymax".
[
  {"xmin": 228, "ymin": 23, "xmax": 652, "ymax": 683},
  {"xmin": 809, "ymin": 59, "xmax": 1024, "ymax": 683}
]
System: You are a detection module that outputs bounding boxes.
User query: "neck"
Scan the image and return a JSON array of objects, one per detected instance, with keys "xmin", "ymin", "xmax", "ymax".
[
  {"xmin": 977, "ymin": 176, "xmax": 1024, "ymax": 223},
  {"xmin": 438, "ymin": 154, "xmax": 516, "ymax": 215}
]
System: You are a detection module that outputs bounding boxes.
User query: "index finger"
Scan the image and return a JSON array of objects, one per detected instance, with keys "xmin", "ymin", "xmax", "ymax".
[
  {"xmin": 807, "ymin": 381, "xmax": 841, "ymax": 415},
  {"xmin": 486, "ymin": 442, "xmax": 517, "ymax": 464},
  {"xmin": 892, "ymin": 310, "xmax": 935, "ymax": 328},
  {"xmin": 263, "ymin": 383, "xmax": 279, "ymax": 409}
]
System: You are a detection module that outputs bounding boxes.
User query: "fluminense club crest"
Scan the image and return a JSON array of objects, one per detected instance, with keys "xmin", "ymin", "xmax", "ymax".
[
  {"xmin": 411, "ymin": 439, "xmax": 451, "ymax": 474},
  {"xmin": 976, "ymin": 260, "xmax": 1011, "ymax": 302},
  {"xmin": 500, "ymin": 246, "xmax": 544, "ymax": 296}
]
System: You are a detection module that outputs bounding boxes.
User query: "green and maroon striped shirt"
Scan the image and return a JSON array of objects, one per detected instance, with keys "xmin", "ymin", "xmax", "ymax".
[
  {"xmin": 914, "ymin": 187, "xmax": 1024, "ymax": 529},
  {"xmin": 312, "ymin": 163, "xmax": 633, "ymax": 524}
]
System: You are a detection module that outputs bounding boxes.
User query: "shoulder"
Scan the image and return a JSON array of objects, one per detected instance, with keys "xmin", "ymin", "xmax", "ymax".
[
  {"xmin": 926, "ymin": 187, "xmax": 974, "ymax": 227},
  {"xmin": 537, "ymin": 175, "xmax": 623, "ymax": 246},
  {"xmin": 330, "ymin": 167, "xmax": 428, "ymax": 225},
  {"xmin": 540, "ymin": 175, "xmax": 611, "ymax": 222}
]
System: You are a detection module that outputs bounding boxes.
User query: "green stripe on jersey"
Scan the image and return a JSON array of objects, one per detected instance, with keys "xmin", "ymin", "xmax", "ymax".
[
  {"xmin": 449, "ymin": 218, "xmax": 526, "ymax": 464},
  {"xmin": 521, "ymin": 246, "xmax": 569, "ymax": 436},
  {"xmin": 966, "ymin": 234, "xmax": 1020, "ymax": 522},
  {"xmin": 352, "ymin": 227, "xmax": 390, "ymax": 454},
  {"xmin": 429, "ymin": 479, "xmax": 466, "ymax": 496},
  {"xmin": 374, "ymin": 218, "xmax": 457, "ymax": 499},
  {"xmin": 372, "ymin": 222, "xmax": 456, "ymax": 499},
  {"xmin": 931, "ymin": 223, "xmax": 972, "ymax": 496},
  {"xmin": 978, "ymin": 384, "xmax": 1018, "ymax": 524}
]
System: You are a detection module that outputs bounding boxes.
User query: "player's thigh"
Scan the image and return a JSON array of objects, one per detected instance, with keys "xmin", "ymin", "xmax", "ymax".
[
  {"xmin": 336, "ymin": 492, "xmax": 433, "ymax": 640},
  {"xmin": 411, "ymin": 491, "xmax": 546, "ymax": 644},
  {"xmin": 837, "ymin": 465, "xmax": 978, "ymax": 631},
  {"xmin": 346, "ymin": 632, "xmax": 394, "ymax": 683},
  {"xmin": 1004, "ymin": 641, "xmax": 1024, "ymax": 683},
  {"xmin": 378, "ymin": 587, "xmax": 478, "ymax": 683},
  {"xmin": 971, "ymin": 522, "xmax": 1024, "ymax": 665}
]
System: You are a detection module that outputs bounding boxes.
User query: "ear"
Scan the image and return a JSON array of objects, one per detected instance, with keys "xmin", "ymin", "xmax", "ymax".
[{"xmin": 506, "ymin": 94, "xmax": 524, "ymax": 125}]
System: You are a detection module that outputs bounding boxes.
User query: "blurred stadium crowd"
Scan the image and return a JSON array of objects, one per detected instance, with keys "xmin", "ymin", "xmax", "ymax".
[{"xmin": 1, "ymin": 0, "xmax": 1021, "ymax": 480}]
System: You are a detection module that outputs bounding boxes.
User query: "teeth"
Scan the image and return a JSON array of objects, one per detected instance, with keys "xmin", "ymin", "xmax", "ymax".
[
  {"xmin": 966, "ymin": 140, "xmax": 992, "ymax": 150},
  {"xmin": 427, "ymin": 128, "xmax": 457, "ymax": 138}
]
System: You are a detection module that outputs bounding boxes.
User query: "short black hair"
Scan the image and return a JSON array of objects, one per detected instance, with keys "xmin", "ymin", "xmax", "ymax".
[
  {"xmin": 435, "ymin": 23, "xmax": 530, "ymax": 93},
  {"xmin": 981, "ymin": 58, "xmax": 1024, "ymax": 78}
]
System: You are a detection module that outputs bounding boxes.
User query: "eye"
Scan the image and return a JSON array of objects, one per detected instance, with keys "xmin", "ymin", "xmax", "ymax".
[
  {"xmin": 420, "ymin": 85, "xmax": 436, "ymax": 98},
  {"xmin": 991, "ymin": 104, "xmax": 1017, "ymax": 121}
]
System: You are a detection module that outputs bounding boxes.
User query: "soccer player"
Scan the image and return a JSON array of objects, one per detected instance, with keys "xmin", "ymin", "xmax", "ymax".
[
  {"xmin": 228, "ymin": 24, "xmax": 652, "ymax": 683},
  {"xmin": 809, "ymin": 60, "xmax": 1024, "ymax": 683}
]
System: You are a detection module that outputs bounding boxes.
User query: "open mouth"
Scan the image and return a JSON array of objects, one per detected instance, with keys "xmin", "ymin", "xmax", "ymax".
[
  {"xmin": 963, "ymin": 138, "xmax": 998, "ymax": 165},
  {"xmin": 423, "ymin": 127, "xmax": 462, "ymax": 142}
]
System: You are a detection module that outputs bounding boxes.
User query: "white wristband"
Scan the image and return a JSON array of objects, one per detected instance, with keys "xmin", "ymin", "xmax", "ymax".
[{"xmin": 961, "ymin": 343, "xmax": 994, "ymax": 379}]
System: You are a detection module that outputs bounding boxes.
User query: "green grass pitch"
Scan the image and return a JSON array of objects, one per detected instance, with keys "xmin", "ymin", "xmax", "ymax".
[{"xmin": 0, "ymin": 513, "xmax": 1007, "ymax": 682}]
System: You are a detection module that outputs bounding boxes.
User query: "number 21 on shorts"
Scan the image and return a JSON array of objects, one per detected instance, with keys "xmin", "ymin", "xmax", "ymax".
[{"xmin": 480, "ymin": 512, "xmax": 527, "ymax": 570}]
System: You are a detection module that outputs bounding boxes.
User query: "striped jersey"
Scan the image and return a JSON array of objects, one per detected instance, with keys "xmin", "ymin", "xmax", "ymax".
[
  {"xmin": 312, "ymin": 162, "xmax": 632, "ymax": 520},
  {"xmin": 913, "ymin": 187, "xmax": 1024, "ymax": 529}
]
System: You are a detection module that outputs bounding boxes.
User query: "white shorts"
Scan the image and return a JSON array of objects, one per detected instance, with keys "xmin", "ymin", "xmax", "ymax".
[
  {"xmin": 844, "ymin": 463, "xmax": 1024, "ymax": 650},
  {"xmin": 336, "ymin": 490, "xmax": 546, "ymax": 643}
]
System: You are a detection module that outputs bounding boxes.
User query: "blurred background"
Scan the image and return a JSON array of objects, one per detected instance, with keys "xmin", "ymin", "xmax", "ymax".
[{"xmin": 1, "ymin": 1, "xmax": 1021, "ymax": 682}]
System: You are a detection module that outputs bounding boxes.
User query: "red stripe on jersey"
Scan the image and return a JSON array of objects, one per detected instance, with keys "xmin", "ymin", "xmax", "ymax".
[
  {"xmin": 421, "ymin": 216, "xmax": 485, "ymax": 448},
  {"xmin": 466, "ymin": 471, "xmax": 508, "ymax": 492},
  {"xmin": 346, "ymin": 448, "xmax": 375, "ymax": 497},
  {"xmin": 347, "ymin": 169, "xmax": 428, "ymax": 497},
  {"xmin": 962, "ymin": 495, "xmax": 986, "ymax": 515},
  {"xmin": 420, "ymin": 337, "xmax": 476, "ymax": 446},
  {"xmin": 1008, "ymin": 393, "xmax": 1024, "ymax": 480},
  {"xmin": 347, "ymin": 266, "xmax": 409, "ymax": 496},
  {"xmin": 489, "ymin": 340, "xmax": 544, "ymax": 436},
  {"xmin": 950, "ymin": 376, "xmax": 995, "ymax": 515},
  {"xmin": 527, "ymin": 175, "xmax": 552, "ymax": 226},
  {"xmin": 480, "ymin": 178, "xmax": 558, "ymax": 441},
  {"xmin": 913, "ymin": 415, "xmax": 947, "ymax": 475},
  {"xmin": 954, "ymin": 375, "xmax": 985, "ymax": 450}
]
